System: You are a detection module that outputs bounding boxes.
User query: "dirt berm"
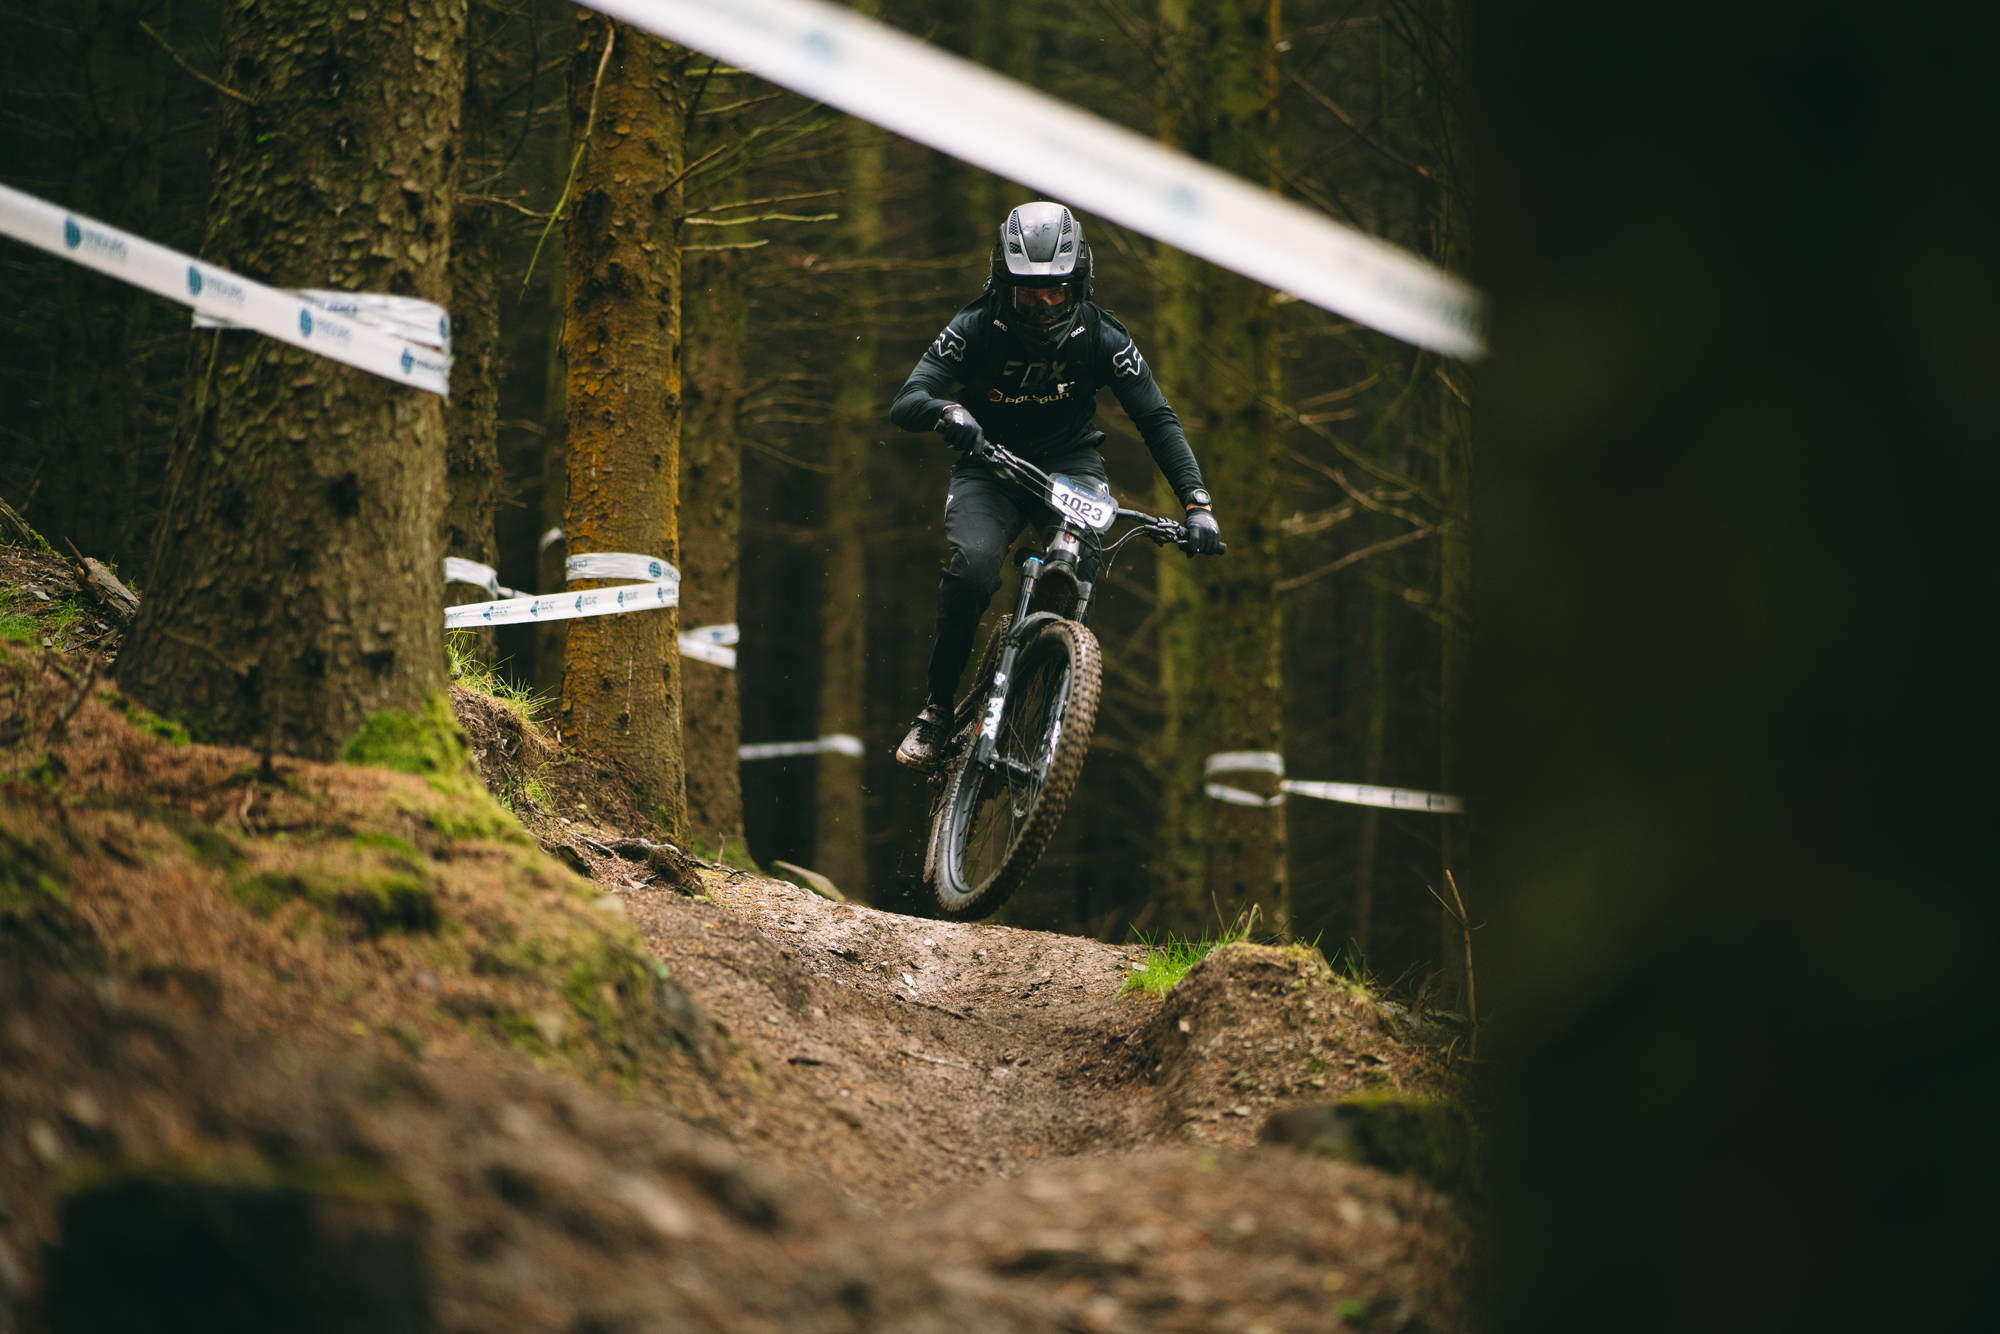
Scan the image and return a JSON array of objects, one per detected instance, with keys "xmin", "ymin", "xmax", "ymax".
[{"xmin": 0, "ymin": 545, "xmax": 1474, "ymax": 1333}]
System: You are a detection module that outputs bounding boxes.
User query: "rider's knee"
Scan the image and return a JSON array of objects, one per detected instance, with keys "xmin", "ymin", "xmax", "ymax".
[{"xmin": 944, "ymin": 542, "xmax": 1006, "ymax": 601}]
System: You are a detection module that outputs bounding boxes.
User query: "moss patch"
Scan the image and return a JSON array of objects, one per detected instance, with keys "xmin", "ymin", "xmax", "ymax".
[
  {"xmin": 0, "ymin": 814, "xmax": 95, "ymax": 965},
  {"xmin": 96, "ymin": 688, "xmax": 191, "ymax": 746},
  {"xmin": 468, "ymin": 914, "xmax": 709, "ymax": 1084},
  {"xmin": 426, "ymin": 790, "xmax": 531, "ymax": 845},
  {"xmin": 228, "ymin": 843, "xmax": 442, "ymax": 939},
  {"xmin": 55, "ymin": 1150, "xmax": 417, "ymax": 1204},
  {"xmin": 340, "ymin": 692, "xmax": 478, "ymax": 794}
]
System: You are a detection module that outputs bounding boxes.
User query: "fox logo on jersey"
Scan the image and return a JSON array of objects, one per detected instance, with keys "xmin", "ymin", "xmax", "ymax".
[
  {"xmin": 931, "ymin": 325, "xmax": 968, "ymax": 365},
  {"xmin": 1112, "ymin": 339, "xmax": 1146, "ymax": 380}
]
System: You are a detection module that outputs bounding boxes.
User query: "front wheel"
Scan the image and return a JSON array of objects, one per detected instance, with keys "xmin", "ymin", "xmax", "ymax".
[{"xmin": 928, "ymin": 616, "xmax": 1101, "ymax": 920}]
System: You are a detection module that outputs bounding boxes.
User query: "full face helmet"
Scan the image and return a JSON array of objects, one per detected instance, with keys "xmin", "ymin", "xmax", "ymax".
[{"xmin": 990, "ymin": 201, "xmax": 1091, "ymax": 346}]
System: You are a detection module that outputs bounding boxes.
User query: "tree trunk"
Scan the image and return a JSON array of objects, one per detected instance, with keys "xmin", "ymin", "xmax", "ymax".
[
  {"xmin": 120, "ymin": 0, "xmax": 467, "ymax": 759},
  {"xmin": 680, "ymin": 236, "xmax": 748, "ymax": 860},
  {"xmin": 560, "ymin": 15, "xmax": 690, "ymax": 838},
  {"xmin": 812, "ymin": 78, "xmax": 885, "ymax": 900},
  {"xmin": 1153, "ymin": 0, "xmax": 1290, "ymax": 936},
  {"xmin": 440, "ymin": 0, "xmax": 508, "ymax": 661},
  {"xmin": 1353, "ymin": 570, "xmax": 1393, "ymax": 954}
]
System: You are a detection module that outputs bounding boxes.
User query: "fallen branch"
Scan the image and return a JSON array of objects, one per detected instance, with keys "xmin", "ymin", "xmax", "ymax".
[{"xmin": 64, "ymin": 538, "xmax": 140, "ymax": 624}]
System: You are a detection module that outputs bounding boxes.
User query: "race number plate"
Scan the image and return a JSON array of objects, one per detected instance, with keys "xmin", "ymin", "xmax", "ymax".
[{"xmin": 1049, "ymin": 475, "xmax": 1116, "ymax": 532}]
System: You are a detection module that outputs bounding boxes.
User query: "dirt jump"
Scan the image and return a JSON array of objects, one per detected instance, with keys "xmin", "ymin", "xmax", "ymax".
[{"xmin": 0, "ymin": 539, "xmax": 1474, "ymax": 1332}]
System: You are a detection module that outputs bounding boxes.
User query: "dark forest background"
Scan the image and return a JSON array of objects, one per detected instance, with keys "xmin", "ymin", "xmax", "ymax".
[{"xmin": 0, "ymin": 0, "xmax": 1472, "ymax": 990}]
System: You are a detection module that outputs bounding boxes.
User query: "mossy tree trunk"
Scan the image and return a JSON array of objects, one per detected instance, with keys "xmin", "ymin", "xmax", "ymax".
[
  {"xmin": 681, "ymin": 234, "xmax": 748, "ymax": 859},
  {"xmin": 120, "ymin": 0, "xmax": 467, "ymax": 758},
  {"xmin": 1153, "ymin": 0, "xmax": 1290, "ymax": 936},
  {"xmin": 559, "ymin": 15, "xmax": 690, "ymax": 838}
]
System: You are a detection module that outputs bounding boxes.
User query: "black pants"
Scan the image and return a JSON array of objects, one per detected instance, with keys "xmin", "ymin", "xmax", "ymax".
[{"xmin": 924, "ymin": 446, "xmax": 1108, "ymax": 708}]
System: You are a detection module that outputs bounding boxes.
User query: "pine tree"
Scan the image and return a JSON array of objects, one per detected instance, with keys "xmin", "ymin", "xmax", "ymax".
[
  {"xmin": 121, "ymin": 0, "xmax": 468, "ymax": 760},
  {"xmin": 559, "ymin": 14, "xmax": 692, "ymax": 837}
]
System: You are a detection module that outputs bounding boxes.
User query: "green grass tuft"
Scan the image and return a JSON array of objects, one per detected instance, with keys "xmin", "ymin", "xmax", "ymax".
[
  {"xmin": 445, "ymin": 631, "xmax": 550, "ymax": 724},
  {"xmin": 1120, "ymin": 917, "xmax": 1257, "ymax": 996},
  {"xmin": 0, "ymin": 585, "xmax": 83, "ymax": 649}
]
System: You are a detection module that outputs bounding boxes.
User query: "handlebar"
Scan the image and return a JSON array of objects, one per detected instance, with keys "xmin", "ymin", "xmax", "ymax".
[{"xmin": 979, "ymin": 442, "xmax": 1226, "ymax": 557}]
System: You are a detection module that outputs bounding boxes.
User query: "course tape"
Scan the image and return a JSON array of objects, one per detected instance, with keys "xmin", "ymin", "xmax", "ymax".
[
  {"xmin": 739, "ymin": 734, "xmax": 863, "ymax": 761},
  {"xmin": 444, "ymin": 552, "xmax": 680, "ymax": 630},
  {"xmin": 680, "ymin": 622, "xmax": 739, "ymax": 669},
  {"xmin": 443, "ymin": 557, "xmax": 524, "ymax": 600},
  {"xmin": 442, "ymin": 561, "xmax": 735, "ymax": 668},
  {"xmin": 198, "ymin": 289, "xmax": 451, "ymax": 352},
  {"xmin": 0, "ymin": 182, "xmax": 451, "ymax": 394},
  {"xmin": 1206, "ymin": 752, "xmax": 1464, "ymax": 815},
  {"xmin": 579, "ymin": 0, "xmax": 1484, "ymax": 358}
]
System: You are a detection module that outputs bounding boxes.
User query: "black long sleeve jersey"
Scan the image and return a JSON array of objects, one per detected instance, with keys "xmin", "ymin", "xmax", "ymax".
[{"xmin": 889, "ymin": 294, "xmax": 1206, "ymax": 502}]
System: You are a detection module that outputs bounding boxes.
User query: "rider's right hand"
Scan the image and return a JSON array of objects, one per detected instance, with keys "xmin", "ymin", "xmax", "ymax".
[{"xmin": 937, "ymin": 404, "xmax": 990, "ymax": 458}]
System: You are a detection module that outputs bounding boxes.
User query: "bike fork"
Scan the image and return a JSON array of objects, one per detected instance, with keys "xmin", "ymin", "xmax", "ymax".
[{"xmin": 967, "ymin": 554, "xmax": 1053, "ymax": 770}]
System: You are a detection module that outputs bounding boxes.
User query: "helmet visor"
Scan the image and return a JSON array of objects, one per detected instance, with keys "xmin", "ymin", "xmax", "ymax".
[{"xmin": 1011, "ymin": 283, "xmax": 1074, "ymax": 327}]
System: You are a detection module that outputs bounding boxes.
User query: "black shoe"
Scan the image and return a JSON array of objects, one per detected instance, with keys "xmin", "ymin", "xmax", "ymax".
[{"xmin": 895, "ymin": 703, "xmax": 952, "ymax": 773}]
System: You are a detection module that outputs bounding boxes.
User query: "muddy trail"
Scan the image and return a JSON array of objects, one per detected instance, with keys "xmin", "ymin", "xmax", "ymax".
[{"xmin": 0, "ymin": 540, "xmax": 1475, "ymax": 1333}]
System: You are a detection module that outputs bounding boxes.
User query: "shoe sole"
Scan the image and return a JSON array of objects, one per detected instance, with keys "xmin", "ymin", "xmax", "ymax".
[{"xmin": 894, "ymin": 747, "xmax": 939, "ymax": 774}]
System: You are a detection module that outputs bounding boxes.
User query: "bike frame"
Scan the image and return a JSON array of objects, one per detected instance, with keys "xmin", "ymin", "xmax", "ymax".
[{"xmin": 957, "ymin": 445, "xmax": 1181, "ymax": 776}]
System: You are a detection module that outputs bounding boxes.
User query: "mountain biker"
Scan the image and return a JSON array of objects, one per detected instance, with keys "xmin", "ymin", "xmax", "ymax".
[{"xmin": 890, "ymin": 200, "xmax": 1223, "ymax": 773}]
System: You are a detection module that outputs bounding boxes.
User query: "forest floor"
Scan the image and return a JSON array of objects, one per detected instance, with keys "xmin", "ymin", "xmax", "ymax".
[{"xmin": 0, "ymin": 537, "xmax": 1477, "ymax": 1333}]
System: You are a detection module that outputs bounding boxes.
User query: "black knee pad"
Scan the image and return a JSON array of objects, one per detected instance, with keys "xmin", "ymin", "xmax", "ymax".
[{"xmin": 941, "ymin": 543, "xmax": 1005, "ymax": 605}]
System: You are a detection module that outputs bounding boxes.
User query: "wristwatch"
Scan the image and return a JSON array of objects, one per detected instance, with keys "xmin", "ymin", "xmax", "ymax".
[{"xmin": 1183, "ymin": 488, "xmax": 1212, "ymax": 510}]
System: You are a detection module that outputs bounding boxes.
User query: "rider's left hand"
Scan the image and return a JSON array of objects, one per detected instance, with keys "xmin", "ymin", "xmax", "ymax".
[{"xmin": 1183, "ymin": 508, "xmax": 1223, "ymax": 556}]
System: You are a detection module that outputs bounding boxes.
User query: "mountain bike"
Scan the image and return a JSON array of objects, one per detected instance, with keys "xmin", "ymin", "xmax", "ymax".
[{"xmin": 922, "ymin": 442, "xmax": 1222, "ymax": 920}]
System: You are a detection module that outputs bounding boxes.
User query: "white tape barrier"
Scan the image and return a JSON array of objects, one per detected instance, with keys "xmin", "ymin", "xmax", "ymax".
[
  {"xmin": 444, "ymin": 551, "xmax": 679, "ymax": 629},
  {"xmin": 444, "ymin": 561, "xmax": 737, "ymax": 668},
  {"xmin": 443, "ymin": 557, "xmax": 525, "ymax": 600},
  {"xmin": 739, "ymin": 734, "xmax": 863, "ymax": 761},
  {"xmin": 0, "ymin": 182, "xmax": 451, "ymax": 394},
  {"xmin": 197, "ymin": 289, "xmax": 451, "ymax": 352},
  {"xmin": 579, "ymin": 0, "xmax": 1483, "ymax": 359},
  {"xmin": 680, "ymin": 622, "xmax": 739, "ymax": 669},
  {"xmin": 1204, "ymin": 752, "xmax": 1464, "ymax": 815}
]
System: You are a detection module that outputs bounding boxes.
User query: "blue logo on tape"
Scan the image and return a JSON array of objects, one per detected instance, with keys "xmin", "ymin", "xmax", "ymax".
[
  {"xmin": 187, "ymin": 266, "xmax": 203, "ymax": 296},
  {"xmin": 574, "ymin": 595, "xmax": 584, "ymax": 612},
  {"xmin": 1167, "ymin": 186, "xmax": 1200, "ymax": 215},
  {"xmin": 299, "ymin": 309, "xmax": 314, "ymax": 338},
  {"xmin": 803, "ymin": 30, "xmax": 838, "ymax": 62},
  {"xmin": 401, "ymin": 348, "xmax": 414, "ymax": 374},
  {"xmin": 648, "ymin": 560, "xmax": 662, "ymax": 578},
  {"xmin": 62, "ymin": 218, "xmax": 81, "ymax": 250}
]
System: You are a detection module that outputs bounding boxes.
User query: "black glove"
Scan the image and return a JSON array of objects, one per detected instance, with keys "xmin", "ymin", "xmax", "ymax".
[
  {"xmin": 1183, "ymin": 507, "xmax": 1223, "ymax": 556},
  {"xmin": 937, "ymin": 404, "xmax": 989, "ymax": 458}
]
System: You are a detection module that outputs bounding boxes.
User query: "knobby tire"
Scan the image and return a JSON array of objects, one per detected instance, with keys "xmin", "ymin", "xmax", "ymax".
[
  {"xmin": 921, "ymin": 614, "xmax": 1011, "ymax": 892},
  {"xmin": 929, "ymin": 616, "xmax": 1101, "ymax": 920}
]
